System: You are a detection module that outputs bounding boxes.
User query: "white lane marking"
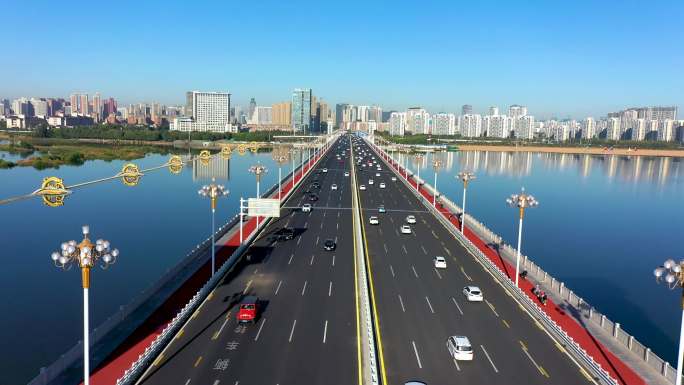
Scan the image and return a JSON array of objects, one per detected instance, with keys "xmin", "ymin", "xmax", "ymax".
[
  {"xmin": 434, "ymin": 268, "xmax": 442, "ymax": 279},
  {"xmin": 297, "ymin": 237, "xmax": 302, "ymax": 245},
  {"xmin": 411, "ymin": 265, "xmax": 419, "ymax": 278},
  {"xmin": 398, "ymin": 294, "xmax": 406, "ymax": 312},
  {"xmin": 453, "ymin": 358, "xmax": 461, "ymax": 371},
  {"xmin": 243, "ymin": 280, "xmax": 252, "ymax": 295},
  {"xmin": 212, "ymin": 314, "xmax": 231, "ymax": 339},
  {"xmin": 253, "ymin": 268, "xmax": 258, "ymax": 275},
  {"xmin": 445, "ymin": 248, "xmax": 452, "ymax": 256},
  {"xmin": 412, "ymin": 341, "xmax": 423, "ymax": 369},
  {"xmin": 328, "ymin": 281, "xmax": 333, "ymax": 296},
  {"xmin": 337, "ymin": 211, "xmax": 340, "ymax": 218},
  {"xmin": 390, "ymin": 264, "xmax": 395, "ymax": 278},
  {"xmin": 288, "ymin": 254, "xmax": 294, "ymax": 265},
  {"xmin": 184, "ymin": 380, "xmax": 191, "ymax": 385},
  {"xmin": 323, "ymin": 320, "xmax": 328, "ymax": 343},
  {"xmin": 425, "ymin": 296, "xmax": 435, "ymax": 314},
  {"xmin": 480, "ymin": 345, "xmax": 499, "ymax": 373},
  {"xmin": 289, "ymin": 320, "xmax": 297, "ymax": 342},
  {"xmin": 301, "ymin": 280, "xmax": 308, "ymax": 296},
  {"xmin": 321, "ymin": 222, "xmax": 324, "ymax": 229},
  {"xmin": 485, "ymin": 299, "xmax": 500, "ymax": 317},
  {"xmin": 389, "ymin": 216, "xmax": 394, "ymax": 223},
  {"xmin": 316, "ymin": 236, "xmax": 319, "ymax": 245},
  {"xmin": 213, "ymin": 380, "xmax": 220, "ymax": 385},
  {"xmin": 304, "ymin": 221, "xmax": 308, "ymax": 227},
  {"xmin": 323, "ymin": 211, "xmax": 326, "ymax": 217},
  {"xmin": 332, "ymin": 255, "xmax": 335, "ymax": 267},
  {"xmin": 310, "ymin": 255, "xmax": 315, "ymax": 265},
  {"xmin": 275, "ymin": 280, "xmax": 283, "ymax": 295},
  {"xmin": 336, "ymin": 223, "xmax": 339, "ymax": 230},
  {"xmin": 383, "ymin": 243, "xmax": 388, "ymax": 253},
  {"xmin": 461, "ymin": 266, "xmax": 472, "ymax": 281},
  {"xmin": 402, "ymin": 245, "xmax": 408, "ymax": 254},
  {"xmin": 254, "ymin": 318, "xmax": 266, "ymax": 341},
  {"xmin": 421, "ymin": 245, "xmax": 427, "ymax": 255},
  {"xmin": 452, "ymin": 297, "xmax": 464, "ymax": 315}
]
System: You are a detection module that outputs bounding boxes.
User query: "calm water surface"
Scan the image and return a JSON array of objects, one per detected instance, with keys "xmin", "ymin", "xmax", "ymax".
[{"xmin": 1, "ymin": 148, "xmax": 683, "ymax": 383}]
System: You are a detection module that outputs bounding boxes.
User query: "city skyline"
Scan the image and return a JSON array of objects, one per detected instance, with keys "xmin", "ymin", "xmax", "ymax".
[{"xmin": 2, "ymin": 0, "xmax": 682, "ymax": 118}]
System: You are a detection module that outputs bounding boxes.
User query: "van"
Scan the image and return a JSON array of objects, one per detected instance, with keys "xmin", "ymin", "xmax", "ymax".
[{"xmin": 447, "ymin": 335, "xmax": 473, "ymax": 361}]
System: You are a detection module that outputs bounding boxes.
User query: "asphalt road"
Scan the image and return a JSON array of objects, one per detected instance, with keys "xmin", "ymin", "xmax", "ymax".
[
  {"xmin": 353, "ymin": 136, "xmax": 592, "ymax": 385},
  {"xmin": 137, "ymin": 136, "xmax": 359, "ymax": 385}
]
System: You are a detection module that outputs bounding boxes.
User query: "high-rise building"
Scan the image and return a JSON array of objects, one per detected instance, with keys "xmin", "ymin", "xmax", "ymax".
[
  {"xmin": 357, "ymin": 106, "xmax": 369, "ymax": 122},
  {"xmin": 368, "ymin": 106, "xmax": 382, "ymax": 123},
  {"xmin": 92, "ymin": 93, "xmax": 101, "ymax": 121},
  {"xmin": 485, "ymin": 115, "xmax": 511, "ymax": 138},
  {"xmin": 462, "ymin": 105, "xmax": 473, "ymax": 115},
  {"xmin": 170, "ymin": 91, "xmax": 232, "ymax": 132},
  {"xmin": 516, "ymin": 116, "xmax": 535, "ymax": 140},
  {"xmin": 185, "ymin": 92, "xmax": 194, "ymax": 118},
  {"xmin": 606, "ymin": 117, "xmax": 621, "ymax": 140},
  {"xmin": 103, "ymin": 98, "xmax": 117, "ymax": 117},
  {"xmin": 253, "ymin": 106, "xmax": 273, "ymax": 125},
  {"xmin": 30, "ymin": 98, "xmax": 48, "ymax": 118},
  {"xmin": 508, "ymin": 105, "xmax": 527, "ymax": 119},
  {"xmin": 335, "ymin": 104, "xmax": 349, "ymax": 128},
  {"xmin": 80, "ymin": 94, "xmax": 89, "ymax": 115},
  {"xmin": 582, "ymin": 117, "xmax": 596, "ymax": 139},
  {"xmin": 406, "ymin": 107, "xmax": 429, "ymax": 134},
  {"xmin": 658, "ymin": 120, "xmax": 675, "ymax": 142},
  {"xmin": 389, "ymin": 112, "xmax": 406, "ymax": 136},
  {"xmin": 248, "ymin": 98, "xmax": 257, "ymax": 122},
  {"xmin": 458, "ymin": 114, "xmax": 482, "ymax": 137},
  {"xmin": 272, "ymin": 102, "xmax": 292, "ymax": 126},
  {"xmin": 488, "ymin": 106, "xmax": 499, "ymax": 116},
  {"xmin": 291, "ymin": 88, "xmax": 312, "ymax": 133},
  {"xmin": 432, "ymin": 113, "xmax": 456, "ymax": 135},
  {"xmin": 12, "ymin": 97, "xmax": 31, "ymax": 116}
]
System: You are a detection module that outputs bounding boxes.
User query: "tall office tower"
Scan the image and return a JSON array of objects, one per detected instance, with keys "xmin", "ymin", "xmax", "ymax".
[
  {"xmin": 368, "ymin": 106, "xmax": 382, "ymax": 123},
  {"xmin": 508, "ymin": 105, "xmax": 527, "ymax": 119},
  {"xmin": 461, "ymin": 104, "xmax": 473, "ymax": 115},
  {"xmin": 432, "ymin": 113, "xmax": 456, "ymax": 135},
  {"xmin": 458, "ymin": 114, "xmax": 482, "ymax": 137},
  {"xmin": 606, "ymin": 117, "xmax": 621, "ymax": 140},
  {"xmin": 389, "ymin": 112, "xmax": 406, "ymax": 136},
  {"xmin": 582, "ymin": 117, "xmax": 596, "ymax": 139},
  {"xmin": 248, "ymin": 98, "xmax": 257, "ymax": 122},
  {"xmin": 488, "ymin": 106, "xmax": 499, "ymax": 116},
  {"xmin": 406, "ymin": 107, "xmax": 429, "ymax": 134},
  {"xmin": 291, "ymin": 88, "xmax": 312, "ymax": 133},
  {"xmin": 171, "ymin": 91, "xmax": 231, "ymax": 132},
  {"xmin": 272, "ymin": 102, "xmax": 292, "ymax": 126},
  {"xmin": 317, "ymin": 101, "xmax": 330, "ymax": 132},
  {"xmin": 30, "ymin": 98, "xmax": 48, "ymax": 118},
  {"xmin": 80, "ymin": 94, "xmax": 89, "ymax": 115},
  {"xmin": 335, "ymin": 104, "xmax": 349, "ymax": 128},
  {"xmin": 515, "ymin": 115, "xmax": 535, "ymax": 140}
]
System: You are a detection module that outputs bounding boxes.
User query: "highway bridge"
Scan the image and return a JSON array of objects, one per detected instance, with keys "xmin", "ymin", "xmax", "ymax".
[{"xmin": 119, "ymin": 133, "xmax": 599, "ymax": 385}]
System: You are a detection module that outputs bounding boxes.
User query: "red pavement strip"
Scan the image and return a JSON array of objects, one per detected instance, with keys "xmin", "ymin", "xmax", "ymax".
[
  {"xmin": 382, "ymin": 148, "xmax": 646, "ymax": 385},
  {"xmin": 83, "ymin": 154, "xmax": 321, "ymax": 385}
]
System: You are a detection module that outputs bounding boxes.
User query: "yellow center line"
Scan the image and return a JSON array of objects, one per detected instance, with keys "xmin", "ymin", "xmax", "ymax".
[
  {"xmin": 502, "ymin": 319, "xmax": 511, "ymax": 328},
  {"xmin": 207, "ymin": 292, "xmax": 214, "ymax": 301},
  {"xmin": 350, "ymin": 137, "xmax": 363, "ymax": 385},
  {"xmin": 194, "ymin": 355, "xmax": 203, "ymax": 368},
  {"xmin": 175, "ymin": 329, "xmax": 185, "ymax": 340},
  {"xmin": 152, "ymin": 353, "xmax": 164, "ymax": 366}
]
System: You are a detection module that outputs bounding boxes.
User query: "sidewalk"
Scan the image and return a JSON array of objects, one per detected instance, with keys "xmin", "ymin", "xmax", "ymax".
[{"xmin": 380, "ymin": 147, "xmax": 647, "ymax": 385}]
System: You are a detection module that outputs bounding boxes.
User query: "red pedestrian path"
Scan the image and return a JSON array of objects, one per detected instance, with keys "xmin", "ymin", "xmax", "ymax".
[
  {"xmin": 376, "ymin": 144, "xmax": 646, "ymax": 385},
  {"xmin": 81, "ymin": 149, "xmax": 325, "ymax": 385}
]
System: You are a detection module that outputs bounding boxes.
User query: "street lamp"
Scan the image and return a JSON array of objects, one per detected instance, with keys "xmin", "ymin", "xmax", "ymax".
[
  {"xmin": 506, "ymin": 188, "xmax": 539, "ymax": 287},
  {"xmin": 50, "ymin": 226, "xmax": 118, "ymax": 385},
  {"xmin": 198, "ymin": 178, "xmax": 228, "ymax": 276},
  {"xmin": 432, "ymin": 159, "xmax": 443, "ymax": 207},
  {"xmin": 273, "ymin": 147, "xmax": 289, "ymax": 201},
  {"xmin": 413, "ymin": 154, "xmax": 423, "ymax": 191},
  {"xmin": 654, "ymin": 259, "xmax": 684, "ymax": 385},
  {"xmin": 290, "ymin": 147, "xmax": 299, "ymax": 186},
  {"xmin": 249, "ymin": 164, "xmax": 268, "ymax": 228},
  {"xmin": 457, "ymin": 171, "xmax": 476, "ymax": 234}
]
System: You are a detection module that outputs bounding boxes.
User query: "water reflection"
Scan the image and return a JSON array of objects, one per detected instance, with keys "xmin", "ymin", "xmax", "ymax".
[{"xmin": 192, "ymin": 156, "xmax": 230, "ymax": 181}]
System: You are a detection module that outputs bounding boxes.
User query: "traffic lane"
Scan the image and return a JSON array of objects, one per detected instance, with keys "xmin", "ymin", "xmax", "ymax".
[
  {"xmin": 138, "ymin": 139, "xmax": 348, "ymax": 384},
  {"xmin": 366, "ymin": 143, "xmax": 589, "ymax": 384}
]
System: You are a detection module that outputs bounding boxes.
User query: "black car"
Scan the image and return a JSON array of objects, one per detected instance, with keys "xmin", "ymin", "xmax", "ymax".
[
  {"xmin": 273, "ymin": 227, "xmax": 295, "ymax": 241},
  {"xmin": 309, "ymin": 194, "xmax": 319, "ymax": 202},
  {"xmin": 323, "ymin": 239, "xmax": 336, "ymax": 251},
  {"xmin": 311, "ymin": 182, "xmax": 321, "ymax": 189}
]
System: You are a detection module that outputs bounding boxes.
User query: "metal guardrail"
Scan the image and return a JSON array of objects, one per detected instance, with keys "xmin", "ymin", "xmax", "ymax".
[
  {"xmin": 115, "ymin": 139, "xmax": 334, "ymax": 385},
  {"xmin": 369, "ymin": 138, "xmax": 622, "ymax": 385}
]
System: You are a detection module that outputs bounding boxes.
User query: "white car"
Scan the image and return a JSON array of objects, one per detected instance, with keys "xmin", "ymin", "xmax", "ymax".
[
  {"xmin": 463, "ymin": 286, "xmax": 484, "ymax": 302},
  {"xmin": 434, "ymin": 256, "xmax": 447, "ymax": 269},
  {"xmin": 379, "ymin": 182, "xmax": 386, "ymax": 189},
  {"xmin": 447, "ymin": 336, "xmax": 474, "ymax": 361},
  {"xmin": 400, "ymin": 225, "xmax": 412, "ymax": 234},
  {"xmin": 369, "ymin": 216, "xmax": 379, "ymax": 225},
  {"xmin": 344, "ymin": 171, "xmax": 350, "ymax": 177},
  {"xmin": 369, "ymin": 179, "xmax": 374, "ymax": 185},
  {"xmin": 331, "ymin": 184, "xmax": 338, "ymax": 190},
  {"xmin": 359, "ymin": 185, "xmax": 367, "ymax": 191},
  {"xmin": 302, "ymin": 203, "xmax": 312, "ymax": 213},
  {"xmin": 322, "ymin": 168, "xmax": 328, "ymax": 173},
  {"xmin": 375, "ymin": 172, "xmax": 381, "ymax": 177},
  {"xmin": 406, "ymin": 215, "xmax": 416, "ymax": 224},
  {"xmin": 391, "ymin": 177, "xmax": 397, "ymax": 181}
]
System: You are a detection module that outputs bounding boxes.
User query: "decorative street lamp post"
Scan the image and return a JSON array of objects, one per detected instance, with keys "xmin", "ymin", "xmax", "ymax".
[
  {"xmin": 290, "ymin": 147, "xmax": 299, "ymax": 186},
  {"xmin": 198, "ymin": 178, "xmax": 228, "ymax": 276},
  {"xmin": 654, "ymin": 259, "xmax": 684, "ymax": 385},
  {"xmin": 273, "ymin": 147, "xmax": 289, "ymax": 201},
  {"xmin": 506, "ymin": 188, "xmax": 539, "ymax": 287},
  {"xmin": 413, "ymin": 154, "xmax": 423, "ymax": 191},
  {"xmin": 50, "ymin": 226, "xmax": 119, "ymax": 385},
  {"xmin": 456, "ymin": 171, "xmax": 476, "ymax": 234},
  {"xmin": 249, "ymin": 164, "xmax": 268, "ymax": 228},
  {"xmin": 432, "ymin": 159, "xmax": 443, "ymax": 207}
]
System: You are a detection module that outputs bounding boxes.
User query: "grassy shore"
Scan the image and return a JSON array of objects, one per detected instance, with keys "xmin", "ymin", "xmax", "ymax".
[{"xmin": 456, "ymin": 144, "xmax": 684, "ymax": 158}]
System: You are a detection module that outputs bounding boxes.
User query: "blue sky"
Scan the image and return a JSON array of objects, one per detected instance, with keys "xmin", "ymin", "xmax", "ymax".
[{"xmin": 2, "ymin": 0, "xmax": 683, "ymax": 119}]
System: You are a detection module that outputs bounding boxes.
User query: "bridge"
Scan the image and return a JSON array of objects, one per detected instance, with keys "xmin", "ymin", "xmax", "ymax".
[{"xmin": 28, "ymin": 133, "xmax": 672, "ymax": 385}]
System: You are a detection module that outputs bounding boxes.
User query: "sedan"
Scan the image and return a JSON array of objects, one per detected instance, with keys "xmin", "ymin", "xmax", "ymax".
[
  {"xmin": 378, "ymin": 205, "xmax": 386, "ymax": 213},
  {"xmin": 379, "ymin": 183, "xmax": 386, "ymax": 189},
  {"xmin": 434, "ymin": 256, "xmax": 447, "ymax": 269},
  {"xmin": 369, "ymin": 216, "xmax": 379, "ymax": 225},
  {"xmin": 323, "ymin": 239, "xmax": 336, "ymax": 251},
  {"xmin": 273, "ymin": 227, "xmax": 295, "ymax": 241},
  {"xmin": 369, "ymin": 179, "xmax": 374, "ymax": 185},
  {"xmin": 331, "ymin": 184, "xmax": 338, "ymax": 190},
  {"xmin": 359, "ymin": 185, "xmax": 367, "ymax": 191},
  {"xmin": 344, "ymin": 171, "xmax": 350, "ymax": 177},
  {"xmin": 463, "ymin": 286, "xmax": 484, "ymax": 302},
  {"xmin": 376, "ymin": 173, "xmax": 381, "ymax": 177},
  {"xmin": 302, "ymin": 203, "xmax": 312, "ymax": 212},
  {"xmin": 322, "ymin": 168, "xmax": 328, "ymax": 173},
  {"xmin": 400, "ymin": 225, "xmax": 412, "ymax": 234},
  {"xmin": 391, "ymin": 177, "xmax": 397, "ymax": 181},
  {"xmin": 406, "ymin": 215, "xmax": 417, "ymax": 224}
]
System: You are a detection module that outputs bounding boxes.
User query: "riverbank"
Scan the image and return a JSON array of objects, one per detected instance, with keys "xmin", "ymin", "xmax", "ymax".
[{"xmin": 456, "ymin": 144, "xmax": 684, "ymax": 158}]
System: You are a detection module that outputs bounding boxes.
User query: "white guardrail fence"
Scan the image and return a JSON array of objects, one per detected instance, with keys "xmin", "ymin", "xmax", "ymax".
[
  {"xmin": 114, "ymin": 139, "xmax": 334, "ymax": 385},
  {"xmin": 367, "ymin": 137, "xmax": 633, "ymax": 385}
]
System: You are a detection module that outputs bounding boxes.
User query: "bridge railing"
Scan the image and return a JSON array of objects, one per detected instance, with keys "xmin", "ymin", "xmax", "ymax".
[
  {"xmin": 371, "ymin": 140, "xmax": 625, "ymax": 385},
  {"xmin": 27, "ymin": 143, "xmax": 330, "ymax": 385}
]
